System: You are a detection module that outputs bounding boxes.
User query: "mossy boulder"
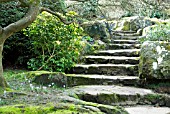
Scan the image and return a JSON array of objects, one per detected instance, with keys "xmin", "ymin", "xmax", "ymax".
[
  {"xmin": 26, "ymin": 71, "xmax": 67, "ymax": 87},
  {"xmin": 139, "ymin": 41, "xmax": 170, "ymax": 79},
  {"xmin": 116, "ymin": 20, "xmax": 130, "ymax": 31},
  {"xmin": 142, "ymin": 25, "xmax": 158, "ymax": 36},
  {"xmin": 0, "ymin": 103, "xmax": 103, "ymax": 114},
  {"xmin": 116, "ymin": 16, "xmax": 155, "ymax": 31},
  {"xmin": 0, "ymin": 102, "xmax": 129, "ymax": 114},
  {"xmin": 81, "ymin": 20, "xmax": 117, "ymax": 42}
]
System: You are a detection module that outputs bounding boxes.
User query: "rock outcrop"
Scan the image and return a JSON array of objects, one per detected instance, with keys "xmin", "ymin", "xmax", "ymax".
[{"xmin": 139, "ymin": 41, "xmax": 170, "ymax": 79}]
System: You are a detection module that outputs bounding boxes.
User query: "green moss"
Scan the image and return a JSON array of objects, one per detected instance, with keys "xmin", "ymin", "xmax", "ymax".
[
  {"xmin": 0, "ymin": 105, "xmax": 55, "ymax": 114},
  {"xmin": 0, "ymin": 106, "xmax": 21, "ymax": 114},
  {"xmin": 116, "ymin": 20, "xmax": 130, "ymax": 31},
  {"xmin": 26, "ymin": 71, "xmax": 66, "ymax": 82},
  {"xmin": 49, "ymin": 110, "xmax": 79, "ymax": 114},
  {"xmin": 0, "ymin": 87, "xmax": 4, "ymax": 94},
  {"xmin": 144, "ymin": 94, "xmax": 162, "ymax": 101},
  {"xmin": 98, "ymin": 93, "xmax": 118, "ymax": 104}
]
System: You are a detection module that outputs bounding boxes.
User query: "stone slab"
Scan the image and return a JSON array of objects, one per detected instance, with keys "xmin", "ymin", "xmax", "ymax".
[
  {"xmin": 67, "ymin": 74, "xmax": 139, "ymax": 86},
  {"xmin": 112, "ymin": 40, "xmax": 139, "ymax": 44},
  {"xmin": 85, "ymin": 56, "xmax": 139, "ymax": 64},
  {"xmin": 96, "ymin": 49, "xmax": 140, "ymax": 57},
  {"xmin": 71, "ymin": 64, "xmax": 138, "ymax": 76},
  {"xmin": 112, "ymin": 35, "xmax": 141, "ymax": 40},
  {"xmin": 106, "ymin": 44, "xmax": 141, "ymax": 50},
  {"xmin": 125, "ymin": 106, "xmax": 170, "ymax": 114},
  {"xmin": 68, "ymin": 85, "xmax": 165, "ymax": 106},
  {"xmin": 73, "ymin": 85, "xmax": 154, "ymax": 96}
]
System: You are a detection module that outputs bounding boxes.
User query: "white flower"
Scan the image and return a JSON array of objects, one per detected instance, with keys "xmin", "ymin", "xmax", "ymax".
[
  {"xmin": 48, "ymin": 84, "xmax": 51, "ymax": 87},
  {"xmin": 30, "ymin": 84, "xmax": 34, "ymax": 90},
  {"xmin": 156, "ymin": 46, "xmax": 162, "ymax": 55},
  {"xmin": 3, "ymin": 91, "xmax": 7, "ymax": 97},
  {"xmin": 42, "ymin": 86, "xmax": 47, "ymax": 90},
  {"xmin": 157, "ymin": 57, "xmax": 163, "ymax": 64},
  {"xmin": 153, "ymin": 62, "xmax": 158, "ymax": 70},
  {"xmin": 63, "ymin": 85, "xmax": 66, "ymax": 88}
]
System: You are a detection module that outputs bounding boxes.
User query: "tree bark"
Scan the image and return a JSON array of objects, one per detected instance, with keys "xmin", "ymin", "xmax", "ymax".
[
  {"xmin": 0, "ymin": 0, "xmax": 73, "ymax": 89},
  {"xmin": 0, "ymin": 1, "xmax": 41, "ymax": 89},
  {"xmin": 0, "ymin": 43, "xmax": 7, "ymax": 88}
]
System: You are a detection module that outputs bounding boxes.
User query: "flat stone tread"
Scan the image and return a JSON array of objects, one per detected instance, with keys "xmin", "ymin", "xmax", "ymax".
[
  {"xmin": 85, "ymin": 56, "xmax": 140, "ymax": 60},
  {"xmin": 108, "ymin": 44, "xmax": 141, "ymax": 46},
  {"xmin": 67, "ymin": 74, "xmax": 139, "ymax": 79},
  {"xmin": 113, "ymin": 33, "xmax": 140, "ymax": 36},
  {"xmin": 98, "ymin": 49, "xmax": 140, "ymax": 53},
  {"xmin": 112, "ymin": 30, "xmax": 136, "ymax": 33},
  {"xmin": 75, "ymin": 64, "xmax": 137, "ymax": 67},
  {"xmin": 125, "ymin": 106, "xmax": 170, "ymax": 114},
  {"xmin": 73, "ymin": 85, "xmax": 154, "ymax": 96},
  {"xmin": 113, "ymin": 40, "xmax": 139, "ymax": 42},
  {"xmin": 112, "ymin": 35, "xmax": 141, "ymax": 39}
]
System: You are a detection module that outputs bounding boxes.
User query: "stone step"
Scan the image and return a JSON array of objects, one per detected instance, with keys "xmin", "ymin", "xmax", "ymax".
[
  {"xmin": 70, "ymin": 64, "xmax": 138, "ymax": 76},
  {"xmin": 67, "ymin": 74, "xmax": 139, "ymax": 86},
  {"xmin": 106, "ymin": 44, "xmax": 141, "ymax": 50},
  {"xmin": 85, "ymin": 56, "xmax": 139, "ymax": 64},
  {"xmin": 125, "ymin": 106, "xmax": 170, "ymax": 114},
  {"xmin": 112, "ymin": 32, "xmax": 140, "ymax": 36},
  {"xmin": 95, "ymin": 49, "xmax": 140, "ymax": 57},
  {"xmin": 111, "ymin": 35, "xmax": 141, "ymax": 40},
  {"xmin": 112, "ymin": 40, "xmax": 139, "ymax": 44},
  {"xmin": 69, "ymin": 85, "xmax": 170, "ymax": 107},
  {"xmin": 112, "ymin": 30, "xmax": 136, "ymax": 34}
]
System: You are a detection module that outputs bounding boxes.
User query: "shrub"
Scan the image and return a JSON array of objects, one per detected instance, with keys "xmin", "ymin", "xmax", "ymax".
[{"xmin": 24, "ymin": 12, "xmax": 85, "ymax": 72}]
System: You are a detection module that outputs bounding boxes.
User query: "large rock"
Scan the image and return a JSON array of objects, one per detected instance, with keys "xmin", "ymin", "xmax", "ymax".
[
  {"xmin": 139, "ymin": 41, "xmax": 170, "ymax": 79},
  {"xmin": 116, "ymin": 16, "xmax": 155, "ymax": 31},
  {"xmin": 142, "ymin": 25, "xmax": 158, "ymax": 36},
  {"xmin": 81, "ymin": 20, "xmax": 116, "ymax": 42},
  {"xmin": 26, "ymin": 71, "xmax": 67, "ymax": 87}
]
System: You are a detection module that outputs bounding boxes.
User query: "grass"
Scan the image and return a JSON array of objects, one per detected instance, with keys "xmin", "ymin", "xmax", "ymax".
[
  {"xmin": 0, "ymin": 69, "xmax": 67, "ymax": 106},
  {"xmin": 3, "ymin": 69, "xmax": 28, "ymax": 81}
]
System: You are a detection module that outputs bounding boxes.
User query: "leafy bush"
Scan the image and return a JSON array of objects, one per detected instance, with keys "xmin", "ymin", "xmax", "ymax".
[
  {"xmin": 24, "ymin": 12, "xmax": 85, "ymax": 72},
  {"xmin": 140, "ymin": 24, "xmax": 170, "ymax": 43}
]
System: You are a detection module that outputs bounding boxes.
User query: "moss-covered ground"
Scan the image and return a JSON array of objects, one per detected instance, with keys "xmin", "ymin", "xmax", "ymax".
[{"xmin": 0, "ymin": 69, "xmax": 128, "ymax": 114}]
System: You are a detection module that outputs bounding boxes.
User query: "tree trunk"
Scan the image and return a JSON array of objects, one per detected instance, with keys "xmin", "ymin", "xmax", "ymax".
[
  {"xmin": 0, "ymin": 41, "xmax": 7, "ymax": 88},
  {"xmin": 0, "ymin": 0, "xmax": 72, "ymax": 89}
]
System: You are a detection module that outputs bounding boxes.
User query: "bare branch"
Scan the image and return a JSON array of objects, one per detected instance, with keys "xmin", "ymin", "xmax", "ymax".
[
  {"xmin": 40, "ymin": 7, "xmax": 73, "ymax": 25},
  {"xmin": 3, "ymin": 5, "xmax": 40, "ymax": 39}
]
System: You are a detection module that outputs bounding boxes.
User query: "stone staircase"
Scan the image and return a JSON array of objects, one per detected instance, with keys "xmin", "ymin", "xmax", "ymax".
[
  {"xmin": 67, "ymin": 31, "xmax": 141, "ymax": 86},
  {"xmin": 66, "ymin": 31, "xmax": 170, "ymax": 114}
]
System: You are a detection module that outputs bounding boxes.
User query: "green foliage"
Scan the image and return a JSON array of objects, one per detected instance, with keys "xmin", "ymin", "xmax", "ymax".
[
  {"xmin": 0, "ymin": 0, "xmax": 68, "ymax": 68},
  {"xmin": 68, "ymin": 0, "xmax": 100, "ymax": 20},
  {"xmin": 0, "ymin": 2, "xmax": 33, "ymax": 67},
  {"xmin": 120, "ymin": 0, "xmax": 169, "ymax": 19},
  {"xmin": 140, "ymin": 24, "xmax": 170, "ymax": 43},
  {"xmin": 138, "ymin": 6, "xmax": 167, "ymax": 19},
  {"xmin": 24, "ymin": 12, "xmax": 84, "ymax": 72},
  {"xmin": 42, "ymin": 0, "xmax": 67, "ymax": 14}
]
